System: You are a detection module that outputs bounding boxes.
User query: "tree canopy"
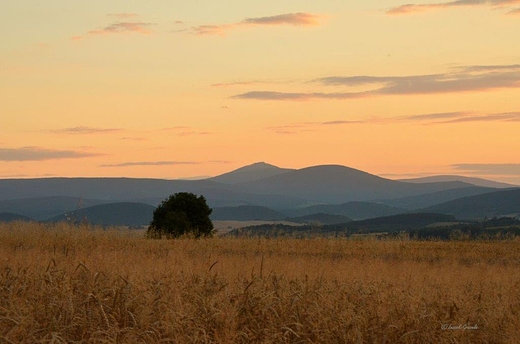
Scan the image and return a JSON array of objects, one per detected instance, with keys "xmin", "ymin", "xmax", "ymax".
[{"xmin": 147, "ymin": 192, "xmax": 214, "ymax": 238}]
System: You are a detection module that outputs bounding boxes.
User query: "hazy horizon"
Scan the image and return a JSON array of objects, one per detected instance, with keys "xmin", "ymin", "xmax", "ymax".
[{"xmin": 2, "ymin": 1, "xmax": 519, "ymax": 184}]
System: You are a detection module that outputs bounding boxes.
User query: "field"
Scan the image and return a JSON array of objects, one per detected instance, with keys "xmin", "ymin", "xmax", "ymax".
[{"xmin": 1, "ymin": 222, "xmax": 519, "ymax": 343}]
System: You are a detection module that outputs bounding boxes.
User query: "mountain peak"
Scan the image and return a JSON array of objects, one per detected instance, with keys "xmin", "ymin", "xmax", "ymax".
[{"xmin": 209, "ymin": 162, "xmax": 295, "ymax": 184}]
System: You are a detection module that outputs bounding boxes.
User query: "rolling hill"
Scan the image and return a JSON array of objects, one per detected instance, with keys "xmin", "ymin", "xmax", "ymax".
[
  {"xmin": 286, "ymin": 213, "xmax": 353, "ymax": 225},
  {"xmin": 418, "ymin": 188, "xmax": 520, "ymax": 219},
  {"xmin": 399, "ymin": 175, "xmax": 516, "ymax": 189},
  {"xmin": 48, "ymin": 202, "xmax": 156, "ymax": 226},
  {"xmin": 209, "ymin": 162, "xmax": 294, "ymax": 184},
  {"xmin": 286, "ymin": 201, "xmax": 406, "ymax": 220},
  {"xmin": 0, "ymin": 163, "xmax": 511, "ymax": 222},
  {"xmin": 211, "ymin": 205, "xmax": 286, "ymax": 221},
  {"xmin": 380, "ymin": 186, "xmax": 498, "ymax": 210},
  {"xmin": 239, "ymin": 165, "xmax": 474, "ymax": 204},
  {"xmin": 0, "ymin": 212, "xmax": 34, "ymax": 222},
  {"xmin": 0, "ymin": 196, "xmax": 111, "ymax": 220}
]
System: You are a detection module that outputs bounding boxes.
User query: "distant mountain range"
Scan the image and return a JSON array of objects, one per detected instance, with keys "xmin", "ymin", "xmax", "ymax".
[
  {"xmin": 399, "ymin": 175, "xmax": 515, "ymax": 189},
  {"xmin": 48, "ymin": 202, "xmax": 156, "ymax": 226},
  {"xmin": 209, "ymin": 162, "xmax": 294, "ymax": 184},
  {"xmin": 0, "ymin": 162, "xmax": 518, "ymax": 225},
  {"xmin": 418, "ymin": 188, "xmax": 520, "ymax": 220}
]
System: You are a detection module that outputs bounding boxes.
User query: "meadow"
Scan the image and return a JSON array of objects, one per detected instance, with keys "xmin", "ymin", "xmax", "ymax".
[{"xmin": 1, "ymin": 222, "xmax": 519, "ymax": 343}]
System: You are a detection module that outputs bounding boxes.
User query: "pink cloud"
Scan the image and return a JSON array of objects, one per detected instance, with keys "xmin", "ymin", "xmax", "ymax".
[
  {"xmin": 387, "ymin": 0, "xmax": 520, "ymax": 15},
  {"xmin": 190, "ymin": 12, "xmax": 321, "ymax": 36},
  {"xmin": 88, "ymin": 22, "xmax": 155, "ymax": 35},
  {"xmin": 108, "ymin": 13, "xmax": 139, "ymax": 19}
]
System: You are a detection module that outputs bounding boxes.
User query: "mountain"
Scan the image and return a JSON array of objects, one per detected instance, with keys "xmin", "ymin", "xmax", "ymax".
[
  {"xmin": 0, "ymin": 212, "xmax": 34, "ymax": 222},
  {"xmin": 0, "ymin": 164, "xmax": 494, "ymax": 221},
  {"xmin": 0, "ymin": 177, "xmax": 312, "ymax": 210},
  {"xmin": 239, "ymin": 165, "xmax": 474, "ymax": 204},
  {"xmin": 418, "ymin": 188, "xmax": 520, "ymax": 220},
  {"xmin": 286, "ymin": 213, "xmax": 353, "ymax": 225},
  {"xmin": 286, "ymin": 201, "xmax": 406, "ymax": 221},
  {"xmin": 48, "ymin": 202, "xmax": 156, "ymax": 226},
  {"xmin": 399, "ymin": 175, "xmax": 516, "ymax": 189},
  {"xmin": 380, "ymin": 186, "xmax": 498, "ymax": 210},
  {"xmin": 209, "ymin": 162, "xmax": 294, "ymax": 184},
  {"xmin": 0, "ymin": 196, "xmax": 111, "ymax": 220},
  {"xmin": 211, "ymin": 205, "xmax": 286, "ymax": 221}
]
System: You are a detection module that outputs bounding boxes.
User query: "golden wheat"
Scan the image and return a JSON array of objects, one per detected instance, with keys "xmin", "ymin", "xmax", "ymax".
[{"xmin": 1, "ymin": 221, "xmax": 519, "ymax": 343}]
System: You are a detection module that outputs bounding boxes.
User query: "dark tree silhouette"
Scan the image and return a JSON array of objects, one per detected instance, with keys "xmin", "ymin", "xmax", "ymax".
[{"xmin": 147, "ymin": 192, "xmax": 214, "ymax": 238}]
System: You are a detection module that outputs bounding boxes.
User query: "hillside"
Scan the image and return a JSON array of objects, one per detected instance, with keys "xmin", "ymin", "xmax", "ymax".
[
  {"xmin": 228, "ymin": 213, "xmax": 457, "ymax": 238},
  {"xmin": 287, "ymin": 201, "xmax": 405, "ymax": 220},
  {"xmin": 0, "ymin": 163, "xmax": 501, "ymax": 220},
  {"xmin": 419, "ymin": 188, "xmax": 520, "ymax": 219},
  {"xmin": 209, "ymin": 162, "xmax": 294, "ymax": 184},
  {"xmin": 239, "ymin": 165, "xmax": 473, "ymax": 204},
  {"xmin": 0, "ymin": 196, "xmax": 110, "ymax": 220},
  {"xmin": 380, "ymin": 186, "xmax": 497, "ymax": 210},
  {"xmin": 48, "ymin": 202, "xmax": 156, "ymax": 226},
  {"xmin": 0, "ymin": 212, "xmax": 34, "ymax": 222},
  {"xmin": 399, "ymin": 175, "xmax": 516, "ymax": 189},
  {"xmin": 286, "ymin": 213, "xmax": 353, "ymax": 225},
  {"xmin": 211, "ymin": 206, "xmax": 286, "ymax": 221}
]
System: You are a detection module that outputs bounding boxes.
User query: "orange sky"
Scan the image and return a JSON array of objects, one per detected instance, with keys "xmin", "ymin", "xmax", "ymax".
[{"xmin": 1, "ymin": 1, "xmax": 520, "ymax": 183}]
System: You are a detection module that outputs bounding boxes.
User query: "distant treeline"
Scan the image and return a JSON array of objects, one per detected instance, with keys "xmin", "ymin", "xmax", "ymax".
[{"xmin": 227, "ymin": 215, "xmax": 520, "ymax": 240}]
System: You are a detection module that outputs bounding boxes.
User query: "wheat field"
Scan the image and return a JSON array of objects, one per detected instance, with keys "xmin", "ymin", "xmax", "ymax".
[{"xmin": 1, "ymin": 222, "xmax": 519, "ymax": 343}]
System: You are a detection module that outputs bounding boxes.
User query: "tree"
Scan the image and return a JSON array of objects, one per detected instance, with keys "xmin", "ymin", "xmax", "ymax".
[{"xmin": 147, "ymin": 192, "xmax": 214, "ymax": 238}]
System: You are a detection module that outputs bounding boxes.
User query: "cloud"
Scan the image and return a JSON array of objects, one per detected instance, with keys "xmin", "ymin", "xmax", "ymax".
[
  {"xmin": 162, "ymin": 126, "xmax": 211, "ymax": 136},
  {"xmin": 0, "ymin": 147, "xmax": 100, "ymax": 161},
  {"xmin": 233, "ymin": 64, "xmax": 520, "ymax": 101},
  {"xmin": 507, "ymin": 7, "xmax": 520, "ymax": 13},
  {"xmin": 100, "ymin": 160, "xmax": 231, "ymax": 167},
  {"xmin": 452, "ymin": 163, "xmax": 520, "ymax": 176},
  {"xmin": 211, "ymin": 81, "xmax": 259, "ymax": 88},
  {"xmin": 399, "ymin": 111, "xmax": 470, "ymax": 121},
  {"xmin": 190, "ymin": 12, "xmax": 321, "ymax": 36},
  {"xmin": 88, "ymin": 22, "xmax": 155, "ymax": 35},
  {"xmin": 438, "ymin": 111, "xmax": 520, "ymax": 123},
  {"xmin": 119, "ymin": 137, "xmax": 148, "ymax": 141},
  {"xmin": 387, "ymin": 0, "xmax": 520, "ymax": 15},
  {"xmin": 265, "ymin": 111, "xmax": 520, "ymax": 134},
  {"xmin": 99, "ymin": 161, "xmax": 201, "ymax": 167},
  {"xmin": 108, "ymin": 13, "xmax": 139, "ymax": 19},
  {"xmin": 48, "ymin": 126, "xmax": 121, "ymax": 134},
  {"xmin": 242, "ymin": 13, "xmax": 320, "ymax": 26}
]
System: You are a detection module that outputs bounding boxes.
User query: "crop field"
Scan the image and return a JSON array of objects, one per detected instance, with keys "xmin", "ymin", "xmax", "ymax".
[{"xmin": 1, "ymin": 222, "xmax": 519, "ymax": 343}]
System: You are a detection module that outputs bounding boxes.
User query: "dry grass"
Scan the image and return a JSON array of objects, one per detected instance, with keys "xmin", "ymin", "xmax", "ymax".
[{"xmin": 1, "ymin": 221, "xmax": 519, "ymax": 343}]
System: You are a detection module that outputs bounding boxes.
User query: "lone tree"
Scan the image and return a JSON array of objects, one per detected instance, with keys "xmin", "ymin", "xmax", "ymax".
[{"xmin": 147, "ymin": 192, "xmax": 214, "ymax": 238}]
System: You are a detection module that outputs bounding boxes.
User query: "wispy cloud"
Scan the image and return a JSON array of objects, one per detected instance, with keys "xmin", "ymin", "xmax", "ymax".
[
  {"xmin": 387, "ymin": 0, "xmax": 520, "ymax": 15},
  {"xmin": 452, "ymin": 163, "xmax": 520, "ymax": 176},
  {"xmin": 100, "ymin": 161, "xmax": 200, "ymax": 167},
  {"xmin": 48, "ymin": 126, "xmax": 121, "ymax": 134},
  {"xmin": 88, "ymin": 22, "xmax": 155, "ymax": 35},
  {"xmin": 190, "ymin": 12, "xmax": 321, "ymax": 36},
  {"xmin": 399, "ymin": 111, "xmax": 470, "ymax": 122},
  {"xmin": 162, "ymin": 126, "xmax": 211, "ymax": 136},
  {"xmin": 72, "ymin": 17, "xmax": 156, "ymax": 40},
  {"xmin": 108, "ymin": 13, "xmax": 139, "ymax": 19},
  {"xmin": 507, "ymin": 7, "xmax": 520, "ymax": 14},
  {"xmin": 242, "ymin": 13, "xmax": 320, "ymax": 26},
  {"xmin": 233, "ymin": 64, "xmax": 520, "ymax": 101},
  {"xmin": 0, "ymin": 147, "xmax": 101, "ymax": 161},
  {"xmin": 119, "ymin": 137, "xmax": 148, "ymax": 141},
  {"xmin": 99, "ymin": 160, "xmax": 231, "ymax": 168},
  {"xmin": 212, "ymin": 81, "xmax": 260, "ymax": 88},
  {"xmin": 266, "ymin": 111, "xmax": 520, "ymax": 134}
]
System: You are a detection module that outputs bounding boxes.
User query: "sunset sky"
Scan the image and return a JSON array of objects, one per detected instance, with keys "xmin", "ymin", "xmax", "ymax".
[{"xmin": 1, "ymin": 1, "xmax": 520, "ymax": 183}]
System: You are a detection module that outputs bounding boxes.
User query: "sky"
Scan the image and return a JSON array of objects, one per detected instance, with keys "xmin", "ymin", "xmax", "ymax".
[{"xmin": 1, "ymin": 0, "xmax": 520, "ymax": 184}]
